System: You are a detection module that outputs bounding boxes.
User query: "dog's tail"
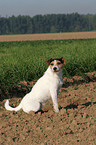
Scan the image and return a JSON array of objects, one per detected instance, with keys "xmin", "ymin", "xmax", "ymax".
[{"xmin": 4, "ymin": 99, "xmax": 22, "ymax": 112}]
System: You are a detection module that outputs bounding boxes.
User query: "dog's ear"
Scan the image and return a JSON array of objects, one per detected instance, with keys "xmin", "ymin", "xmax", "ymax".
[
  {"xmin": 60, "ymin": 57, "xmax": 66, "ymax": 65},
  {"xmin": 46, "ymin": 58, "xmax": 52, "ymax": 65}
]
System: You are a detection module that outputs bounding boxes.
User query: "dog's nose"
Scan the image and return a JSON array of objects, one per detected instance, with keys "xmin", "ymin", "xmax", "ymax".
[{"xmin": 53, "ymin": 67, "xmax": 57, "ymax": 71}]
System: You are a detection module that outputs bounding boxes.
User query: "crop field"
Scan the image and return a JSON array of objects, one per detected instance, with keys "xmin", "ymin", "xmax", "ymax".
[
  {"xmin": 0, "ymin": 38, "xmax": 96, "ymax": 96},
  {"xmin": 0, "ymin": 31, "xmax": 96, "ymax": 42},
  {"xmin": 0, "ymin": 34, "xmax": 96, "ymax": 145}
]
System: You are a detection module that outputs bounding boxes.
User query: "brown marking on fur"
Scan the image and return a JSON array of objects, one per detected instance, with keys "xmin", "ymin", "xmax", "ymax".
[
  {"xmin": 50, "ymin": 60, "xmax": 55, "ymax": 70},
  {"xmin": 46, "ymin": 58, "xmax": 52, "ymax": 65},
  {"xmin": 61, "ymin": 57, "xmax": 66, "ymax": 65},
  {"xmin": 46, "ymin": 57, "xmax": 66, "ymax": 67},
  {"xmin": 56, "ymin": 60, "xmax": 63, "ymax": 68}
]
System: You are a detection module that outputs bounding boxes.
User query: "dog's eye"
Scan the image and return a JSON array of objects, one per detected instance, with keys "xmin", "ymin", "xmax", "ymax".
[
  {"xmin": 50, "ymin": 63, "xmax": 54, "ymax": 66},
  {"xmin": 57, "ymin": 62, "xmax": 61, "ymax": 65}
]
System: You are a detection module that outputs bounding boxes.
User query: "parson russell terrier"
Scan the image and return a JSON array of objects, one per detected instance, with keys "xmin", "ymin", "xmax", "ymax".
[{"xmin": 5, "ymin": 57, "xmax": 66, "ymax": 113}]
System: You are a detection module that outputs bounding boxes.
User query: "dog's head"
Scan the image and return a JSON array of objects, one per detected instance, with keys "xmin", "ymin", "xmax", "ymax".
[{"xmin": 46, "ymin": 57, "xmax": 66, "ymax": 73}]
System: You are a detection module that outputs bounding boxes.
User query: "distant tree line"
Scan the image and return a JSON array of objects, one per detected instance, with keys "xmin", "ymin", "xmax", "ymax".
[{"xmin": 0, "ymin": 13, "xmax": 96, "ymax": 35}]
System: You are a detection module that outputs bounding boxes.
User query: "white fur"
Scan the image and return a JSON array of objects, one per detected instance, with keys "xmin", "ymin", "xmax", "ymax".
[{"xmin": 4, "ymin": 65, "xmax": 63, "ymax": 113}]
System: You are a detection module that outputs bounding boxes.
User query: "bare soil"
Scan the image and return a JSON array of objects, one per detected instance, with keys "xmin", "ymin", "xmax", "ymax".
[
  {"xmin": 0, "ymin": 72, "xmax": 96, "ymax": 145},
  {"xmin": 0, "ymin": 31, "xmax": 96, "ymax": 42}
]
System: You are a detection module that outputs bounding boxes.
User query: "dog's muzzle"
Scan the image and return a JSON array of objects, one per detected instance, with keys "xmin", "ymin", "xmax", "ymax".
[{"xmin": 53, "ymin": 66, "xmax": 60, "ymax": 72}]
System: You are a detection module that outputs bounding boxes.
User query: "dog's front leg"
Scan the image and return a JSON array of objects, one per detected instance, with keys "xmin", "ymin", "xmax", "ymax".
[{"xmin": 50, "ymin": 90, "xmax": 59, "ymax": 113}]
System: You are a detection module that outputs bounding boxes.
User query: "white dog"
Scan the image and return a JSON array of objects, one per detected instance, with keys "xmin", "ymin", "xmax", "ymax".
[{"xmin": 5, "ymin": 57, "xmax": 66, "ymax": 113}]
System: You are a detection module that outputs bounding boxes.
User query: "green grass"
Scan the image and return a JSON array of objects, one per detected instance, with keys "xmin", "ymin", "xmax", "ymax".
[{"xmin": 0, "ymin": 39, "xmax": 96, "ymax": 94}]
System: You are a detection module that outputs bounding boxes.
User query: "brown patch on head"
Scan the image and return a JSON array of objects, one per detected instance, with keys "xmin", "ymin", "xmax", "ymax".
[
  {"xmin": 56, "ymin": 60, "xmax": 63, "ymax": 69},
  {"xmin": 59, "ymin": 57, "xmax": 66, "ymax": 65},
  {"xmin": 46, "ymin": 58, "xmax": 52, "ymax": 65},
  {"xmin": 50, "ymin": 60, "xmax": 55, "ymax": 70},
  {"xmin": 46, "ymin": 57, "xmax": 66, "ymax": 66}
]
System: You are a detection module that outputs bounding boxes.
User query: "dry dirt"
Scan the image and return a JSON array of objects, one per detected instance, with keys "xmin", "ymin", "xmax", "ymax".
[
  {"xmin": 0, "ymin": 31, "xmax": 96, "ymax": 42},
  {"xmin": 0, "ymin": 72, "xmax": 96, "ymax": 145}
]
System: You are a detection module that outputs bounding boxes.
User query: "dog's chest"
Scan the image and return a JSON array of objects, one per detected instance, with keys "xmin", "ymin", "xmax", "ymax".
[{"xmin": 48, "ymin": 75, "xmax": 63, "ymax": 90}]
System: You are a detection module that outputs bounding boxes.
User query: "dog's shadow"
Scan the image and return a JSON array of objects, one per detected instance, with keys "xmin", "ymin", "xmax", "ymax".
[
  {"xmin": 35, "ymin": 101, "xmax": 96, "ymax": 114},
  {"xmin": 35, "ymin": 110, "xmax": 48, "ymax": 114},
  {"xmin": 59, "ymin": 101, "xmax": 96, "ymax": 111}
]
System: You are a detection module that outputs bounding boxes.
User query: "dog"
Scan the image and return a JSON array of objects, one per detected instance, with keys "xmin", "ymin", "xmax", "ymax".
[{"xmin": 5, "ymin": 57, "xmax": 66, "ymax": 113}]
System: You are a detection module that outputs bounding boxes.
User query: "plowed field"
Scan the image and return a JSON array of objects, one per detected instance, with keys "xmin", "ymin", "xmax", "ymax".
[
  {"xmin": 0, "ymin": 72, "xmax": 96, "ymax": 145},
  {"xmin": 0, "ymin": 31, "xmax": 96, "ymax": 42}
]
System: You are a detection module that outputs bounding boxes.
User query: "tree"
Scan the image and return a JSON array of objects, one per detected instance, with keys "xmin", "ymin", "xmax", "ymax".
[{"xmin": 0, "ymin": 13, "xmax": 96, "ymax": 35}]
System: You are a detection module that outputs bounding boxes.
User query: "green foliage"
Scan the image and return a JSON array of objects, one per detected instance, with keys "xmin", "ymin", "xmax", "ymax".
[
  {"xmin": 0, "ymin": 13, "xmax": 96, "ymax": 34},
  {"xmin": 0, "ymin": 39, "xmax": 96, "ymax": 93}
]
